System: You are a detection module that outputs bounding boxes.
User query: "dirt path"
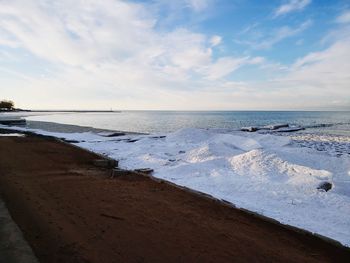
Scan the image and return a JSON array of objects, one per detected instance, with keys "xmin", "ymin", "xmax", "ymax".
[{"xmin": 0, "ymin": 134, "xmax": 349, "ymax": 263}]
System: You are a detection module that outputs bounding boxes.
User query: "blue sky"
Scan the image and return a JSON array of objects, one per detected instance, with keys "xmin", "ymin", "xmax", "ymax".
[{"xmin": 0, "ymin": 0, "xmax": 349, "ymax": 110}]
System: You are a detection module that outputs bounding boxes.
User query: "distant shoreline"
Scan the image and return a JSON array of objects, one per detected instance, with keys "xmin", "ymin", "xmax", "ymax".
[
  {"xmin": 30, "ymin": 110, "xmax": 121, "ymax": 113},
  {"xmin": 2, "ymin": 109, "xmax": 350, "ymax": 113},
  {"xmin": 0, "ymin": 109, "xmax": 121, "ymax": 113},
  {"xmin": 0, "ymin": 109, "xmax": 31, "ymax": 112}
]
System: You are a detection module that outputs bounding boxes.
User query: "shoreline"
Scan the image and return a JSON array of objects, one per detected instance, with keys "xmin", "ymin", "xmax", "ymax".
[
  {"xmin": 2, "ymin": 124, "xmax": 350, "ymax": 246},
  {"xmin": 0, "ymin": 110, "xmax": 119, "ymax": 113},
  {"xmin": 0, "ymin": 130, "xmax": 350, "ymax": 262}
]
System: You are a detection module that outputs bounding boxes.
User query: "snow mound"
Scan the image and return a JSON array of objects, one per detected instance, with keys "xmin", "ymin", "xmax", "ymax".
[
  {"xmin": 166, "ymin": 128, "xmax": 212, "ymax": 143},
  {"xmin": 254, "ymin": 134, "xmax": 291, "ymax": 148},
  {"xmin": 211, "ymin": 133, "xmax": 262, "ymax": 151},
  {"xmin": 229, "ymin": 149, "xmax": 332, "ymax": 188}
]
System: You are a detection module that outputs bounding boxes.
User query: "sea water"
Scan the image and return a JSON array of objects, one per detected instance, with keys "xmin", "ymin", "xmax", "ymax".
[
  {"xmin": 12, "ymin": 110, "xmax": 350, "ymax": 157},
  {"xmin": 5, "ymin": 110, "xmax": 350, "ymax": 135}
]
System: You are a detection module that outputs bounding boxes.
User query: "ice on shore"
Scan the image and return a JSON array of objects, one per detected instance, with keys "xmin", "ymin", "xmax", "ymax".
[
  {"xmin": 2, "ymin": 125, "xmax": 350, "ymax": 246},
  {"xmin": 0, "ymin": 133, "xmax": 25, "ymax": 137}
]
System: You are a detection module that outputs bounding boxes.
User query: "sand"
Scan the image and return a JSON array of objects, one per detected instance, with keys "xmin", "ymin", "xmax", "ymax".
[{"xmin": 0, "ymin": 133, "xmax": 349, "ymax": 263}]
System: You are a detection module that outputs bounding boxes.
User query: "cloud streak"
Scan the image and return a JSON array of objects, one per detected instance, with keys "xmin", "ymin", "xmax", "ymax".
[
  {"xmin": 336, "ymin": 10, "xmax": 350, "ymax": 24},
  {"xmin": 186, "ymin": 0, "xmax": 212, "ymax": 12},
  {"xmin": 274, "ymin": 0, "xmax": 311, "ymax": 17},
  {"xmin": 235, "ymin": 20, "xmax": 312, "ymax": 49}
]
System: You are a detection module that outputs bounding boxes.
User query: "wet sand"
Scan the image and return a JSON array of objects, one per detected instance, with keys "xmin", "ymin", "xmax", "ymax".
[{"xmin": 0, "ymin": 133, "xmax": 349, "ymax": 263}]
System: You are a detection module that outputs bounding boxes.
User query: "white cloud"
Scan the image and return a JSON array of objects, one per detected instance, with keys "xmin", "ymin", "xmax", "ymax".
[
  {"xmin": 0, "ymin": 0, "xmax": 253, "ymax": 110},
  {"xmin": 199, "ymin": 57, "xmax": 249, "ymax": 80},
  {"xmin": 0, "ymin": 0, "xmax": 157, "ymax": 65},
  {"xmin": 153, "ymin": 0, "xmax": 212, "ymax": 14},
  {"xmin": 264, "ymin": 31, "xmax": 350, "ymax": 110},
  {"xmin": 209, "ymin": 35, "xmax": 222, "ymax": 47},
  {"xmin": 235, "ymin": 20, "xmax": 312, "ymax": 49},
  {"xmin": 290, "ymin": 39, "xmax": 350, "ymax": 84},
  {"xmin": 0, "ymin": 0, "xmax": 240, "ymax": 78},
  {"xmin": 186, "ymin": 0, "xmax": 211, "ymax": 12},
  {"xmin": 248, "ymin": 56, "xmax": 265, "ymax": 65},
  {"xmin": 274, "ymin": 0, "xmax": 311, "ymax": 17},
  {"xmin": 336, "ymin": 10, "xmax": 350, "ymax": 24},
  {"xmin": 202, "ymin": 42, "xmax": 350, "ymax": 110},
  {"xmin": 202, "ymin": 26, "xmax": 350, "ymax": 110}
]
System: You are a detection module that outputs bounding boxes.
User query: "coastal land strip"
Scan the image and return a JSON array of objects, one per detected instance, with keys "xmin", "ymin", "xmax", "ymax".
[{"xmin": 0, "ymin": 130, "xmax": 349, "ymax": 262}]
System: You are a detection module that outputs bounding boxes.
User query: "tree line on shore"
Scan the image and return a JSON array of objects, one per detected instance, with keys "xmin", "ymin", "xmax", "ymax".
[
  {"xmin": 0, "ymin": 100, "xmax": 15, "ymax": 111},
  {"xmin": 0, "ymin": 100, "xmax": 30, "ymax": 112}
]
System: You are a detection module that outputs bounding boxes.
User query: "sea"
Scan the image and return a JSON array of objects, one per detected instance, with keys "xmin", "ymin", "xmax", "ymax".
[
  {"xmin": 20, "ymin": 110, "xmax": 350, "ymax": 157},
  {"xmin": 3, "ymin": 110, "xmax": 350, "ymax": 135}
]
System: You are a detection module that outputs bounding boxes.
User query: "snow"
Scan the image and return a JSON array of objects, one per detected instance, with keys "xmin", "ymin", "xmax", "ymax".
[
  {"xmin": 1, "ymin": 125, "xmax": 350, "ymax": 246},
  {"xmin": 0, "ymin": 133, "xmax": 25, "ymax": 137},
  {"xmin": 287, "ymin": 133, "xmax": 350, "ymax": 157}
]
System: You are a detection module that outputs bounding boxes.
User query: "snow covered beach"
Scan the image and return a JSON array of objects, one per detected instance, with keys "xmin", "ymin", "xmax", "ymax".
[{"xmin": 2, "ymin": 123, "xmax": 350, "ymax": 247}]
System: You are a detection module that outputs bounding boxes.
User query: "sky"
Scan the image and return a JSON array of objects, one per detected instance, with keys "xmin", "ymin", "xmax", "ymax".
[{"xmin": 0, "ymin": 0, "xmax": 349, "ymax": 110}]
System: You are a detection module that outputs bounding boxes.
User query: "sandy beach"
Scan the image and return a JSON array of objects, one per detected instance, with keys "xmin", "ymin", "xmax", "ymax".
[{"xmin": 0, "ymin": 132, "xmax": 349, "ymax": 263}]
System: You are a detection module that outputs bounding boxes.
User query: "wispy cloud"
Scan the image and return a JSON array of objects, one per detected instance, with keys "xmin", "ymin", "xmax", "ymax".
[
  {"xmin": 186, "ymin": 0, "xmax": 212, "ymax": 12},
  {"xmin": 321, "ymin": 10, "xmax": 350, "ymax": 45},
  {"xmin": 209, "ymin": 35, "xmax": 222, "ymax": 46},
  {"xmin": 336, "ymin": 10, "xmax": 350, "ymax": 24},
  {"xmin": 199, "ymin": 56, "xmax": 249, "ymax": 80},
  {"xmin": 266, "ymin": 28, "xmax": 350, "ymax": 110},
  {"xmin": 219, "ymin": 17, "xmax": 350, "ymax": 110},
  {"xmin": 153, "ymin": 0, "xmax": 213, "ymax": 15},
  {"xmin": 235, "ymin": 20, "xmax": 312, "ymax": 49},
  {"xmin": 274, "ymin": 0, "xmax": 311, "ymax": 17},
  {"xmin": 207, "ymin": 32, "xmax": 350, "ymax": 110}
]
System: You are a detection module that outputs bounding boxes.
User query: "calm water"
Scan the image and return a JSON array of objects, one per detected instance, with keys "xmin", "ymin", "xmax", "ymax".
[{"xmin": 12, "ymin": 111, "xmax": 350, "ymax": 135}]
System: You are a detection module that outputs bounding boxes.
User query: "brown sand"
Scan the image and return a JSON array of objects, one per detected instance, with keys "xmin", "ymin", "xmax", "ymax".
[{"xmin": 0, "ymin": 134, "xmax": 349, "ymax": 263}]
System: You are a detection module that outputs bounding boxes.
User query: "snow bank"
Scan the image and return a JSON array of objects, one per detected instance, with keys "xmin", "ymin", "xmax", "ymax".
[
  {"xmin": 0, "ymin": 133, "xmax": 25, "ymax": 137},
  {"xmin": 2, "ymin": 125, "xmax": 350, "ymax": 246}
]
